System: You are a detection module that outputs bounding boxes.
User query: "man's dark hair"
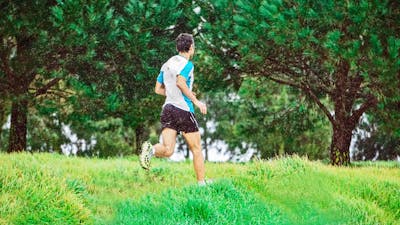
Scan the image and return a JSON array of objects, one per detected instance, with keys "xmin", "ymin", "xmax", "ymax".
[{"xmin": 176, "ymin": 33, "xmax": 194, "ymax": 52}]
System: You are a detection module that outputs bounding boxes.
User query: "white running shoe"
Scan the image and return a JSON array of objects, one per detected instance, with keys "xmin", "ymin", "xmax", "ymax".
[
  {"xmin": 198, "ymin": 179, "xmax": 214, "ymax": 187},
  {"xmin": 139, "ymin": 141, "xmax": 153, "ymax": 170}
]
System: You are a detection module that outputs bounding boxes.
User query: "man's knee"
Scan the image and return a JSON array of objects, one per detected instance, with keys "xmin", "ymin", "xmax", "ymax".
[
  {"xmin": 190, "ymin": 145, "xmax": 202, "ymax": 155},
  {"xmin": 165, "ymin": 150, "xmax": 174, "ymax": 157},
  {"xmin": 164, "ymin": 145, "xmax": 174, "ymax": 157}
]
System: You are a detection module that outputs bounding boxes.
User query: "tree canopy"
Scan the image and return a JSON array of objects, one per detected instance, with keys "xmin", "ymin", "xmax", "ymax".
[
  {"xmin": 198, "ymin": 0, "xmax": 400, "ymax": 165},
  {"xmin": 1, "ymin": 0, "xmax": 197, "ymax": 154},
  {"xmin": 1, "ymin": 0, "xmax": 398, "ymax": 164}
]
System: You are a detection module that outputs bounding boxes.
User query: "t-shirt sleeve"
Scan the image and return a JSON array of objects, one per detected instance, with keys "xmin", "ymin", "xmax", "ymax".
[
  {"xmin": 157, "ymin": 71, "xmax": 164, "ymax": 84},
  {"xmin": 179, "ymin": 61, "xmax": 194, "ymax": 80}
]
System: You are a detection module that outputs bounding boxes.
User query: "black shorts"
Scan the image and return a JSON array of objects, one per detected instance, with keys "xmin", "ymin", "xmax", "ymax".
[{"xmin": 161, "ymin": 104, "xmax": 199, "ymax": 133}]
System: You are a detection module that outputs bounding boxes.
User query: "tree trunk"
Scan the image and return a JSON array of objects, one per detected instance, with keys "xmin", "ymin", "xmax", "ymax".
[
  {"xmin": 0, "ymin": 100, "xmax": 4, "ymax": 150},
  {"xmin": 200, "ymin": 108, "xmax": 209, "ymax": 161},
  {"xmin": 185, "ymin": 145, "xmax": 190, "ymax": 159},
  {"xmin": 329, "ymin": 60, "xmax": 354, "ymax": 166},
  {"xmin": 135, "ymin": 125, "xmax": 143, "ymax": 155},
  {"xmin": 135, "ymin": 125, "xmax": 149, "ymax": 155},
  {"xmin": 8, "ymin": 97, "xmax": 28, "ymax": 153},
  {"xmin": 203, "ymin": 123, "xmax": 208, "ymax": 161},
  {"xmin": 330, "ymin": 125, "xmax": 353, "ymax": 166}
]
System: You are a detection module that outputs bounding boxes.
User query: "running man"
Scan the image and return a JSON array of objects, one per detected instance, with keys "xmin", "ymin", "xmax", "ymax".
[{"xmin": 140, "ymin": 33, "xmax": 209, "ymax": 185}]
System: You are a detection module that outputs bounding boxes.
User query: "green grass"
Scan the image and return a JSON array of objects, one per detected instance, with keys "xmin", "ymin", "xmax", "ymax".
[
  {"xmin": 0, "ymin": 153, "xmax": 399, "ymax": 224},
  {"xmin": 114, "ymin": 180, "xmax": 288, "ymax": 225}
]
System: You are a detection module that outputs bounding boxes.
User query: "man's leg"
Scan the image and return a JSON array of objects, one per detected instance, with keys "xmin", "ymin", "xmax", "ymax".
[
  {"xmin": 182, "ymin": 131, "xmax": 205, "ymax": 182},
  {"xmin": 140, "ymin": 128, "xmax": 177, "ymax": 170},
  {"xmin": 153, "ymin": 128, "xmax": 177, "ymax": 158}
]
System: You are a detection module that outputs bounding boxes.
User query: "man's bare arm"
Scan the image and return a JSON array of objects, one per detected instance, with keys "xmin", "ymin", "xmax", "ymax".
[
  {"xmin": 176, "ymin": 75, "xmax": 207, "ymax": 114},
  {"xmin": 155, "ymin": 81, "xmax": 166, "ymax": 96}
]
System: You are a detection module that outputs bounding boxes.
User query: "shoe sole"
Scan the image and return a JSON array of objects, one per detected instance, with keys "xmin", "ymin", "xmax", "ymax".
[{"xmin": 140, "ymin": 142, "xmax": 151, "ymax": 170}]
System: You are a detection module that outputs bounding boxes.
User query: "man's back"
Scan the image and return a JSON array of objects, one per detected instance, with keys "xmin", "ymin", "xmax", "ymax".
[{"xmin": 159, "ymin": 55, "xmax": 194, "ymax": 112}]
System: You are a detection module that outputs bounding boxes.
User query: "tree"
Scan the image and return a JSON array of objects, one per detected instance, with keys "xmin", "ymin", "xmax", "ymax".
[
  {"xmin": 205, "ymin": 78, "xmax": 331, "ymax": 160},
  {"xmin": 60, "ymin": 0, "xmax": 201, "ymax": 155},
  {"xmin": 0, "ymin": 0, "xmax": 196, "ymax": 154},
  {"xmin": 0, "ymin": 1, "xmax": 97, "ymax": 152},
  {"xmin": 199, "ymin": 0, "xmax": 400, "ymax": 165}
]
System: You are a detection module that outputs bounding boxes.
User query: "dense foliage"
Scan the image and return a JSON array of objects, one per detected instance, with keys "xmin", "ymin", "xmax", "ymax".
[
  {"xmin": 198, "ymin": 0, "xmax": 400, "ymax": 164},
  {"xmin": 203, "ymin": 78, "xmax": 331, "ymax": 160},
  {"xmin": 0, "ymin": 0, "xmax": 197, "ymax": 155},
  {"xmin": 1, "ymin": 0, "xmax": 398, "ymax": 162}
]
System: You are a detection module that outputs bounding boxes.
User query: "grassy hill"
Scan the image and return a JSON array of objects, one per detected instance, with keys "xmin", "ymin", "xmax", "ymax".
[{"xmin": 0, "ymin": 153, "xmax": 399, "ymax": 225}]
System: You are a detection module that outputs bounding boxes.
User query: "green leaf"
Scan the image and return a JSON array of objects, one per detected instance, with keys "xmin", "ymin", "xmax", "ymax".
[
  {"xmin": 388, "ymin": 36, "xmax": 400, "ymax": 60},
  {"xmin": 324, "ymin": 30, "xmax": 342, "ymax": 54},
  {"xmin": 370, "ymin": 34, "xmax": 383, "ymax": 55},
  {"xmin": 51, "ymin": 6, "xmax": 64, "ymax": 22}
]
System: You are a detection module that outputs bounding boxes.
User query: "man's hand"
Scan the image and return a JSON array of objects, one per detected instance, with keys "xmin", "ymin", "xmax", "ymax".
[
  {"xmin": 194, "ymin": 100, "xmax": 207, "ymax": 115},
  {"xmin": 176, "ymin": 75, "xmax": 207, "ymax": 114}
]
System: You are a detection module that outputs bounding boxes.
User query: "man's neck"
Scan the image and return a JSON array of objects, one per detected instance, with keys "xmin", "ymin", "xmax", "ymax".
[{"xmin": 178, "ymin": 52, "xmax": 191, "ymax": 60}]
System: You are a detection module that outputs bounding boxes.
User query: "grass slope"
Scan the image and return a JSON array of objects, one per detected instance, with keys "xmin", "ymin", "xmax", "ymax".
[{"xmin": 0, "ymin": 153, "xmax": 399, "ymax": 225}]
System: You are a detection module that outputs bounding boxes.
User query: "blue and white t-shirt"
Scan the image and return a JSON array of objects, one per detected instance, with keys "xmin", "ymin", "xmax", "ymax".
[{"xmin": 157, "ymin": 55, "xmax": 194, "ymax": 112}]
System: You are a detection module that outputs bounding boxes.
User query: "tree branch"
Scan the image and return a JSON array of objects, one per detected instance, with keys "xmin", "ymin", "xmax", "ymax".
[
  {"xmin": 303, "ymin": 84, "xmax": 336, "ymax": 126},
  {"xmin": 263, "ymin": 56, "xmax": 333, "ymax": 95},
  {"xmin": 302, "ymin": 60, "xmax": 333, "ymax": 94},
  {"xmin": 267, "ymin": 74, "xmax": 336, "ymax": 126},
  {"xmin": 350, "ymin": 95, "xmax": 378, "ymax": 126},
  {"xmin": 35, "ymin": 77, "xmax": 62, "ymax": 97},
  {"xmin": 344, "ymin": 71, "xmax": 363, "ymax": 113},
  {"xmin": 30, "ymin": 87, "xmax": 74, "ymax": 97},
  {"xmin": 267, "ymin": 76, "xmax": 303, "ymax": 89}
]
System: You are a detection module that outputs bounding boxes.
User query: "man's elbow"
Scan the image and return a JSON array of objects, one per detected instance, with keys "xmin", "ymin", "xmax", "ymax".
[
  {"xmin": 155, "ymin": 83, "xmax": 164, "ymax": 95},
  {"xmin": 155, "ymin": 88, "xmax": 163, "ymax": 95}
]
